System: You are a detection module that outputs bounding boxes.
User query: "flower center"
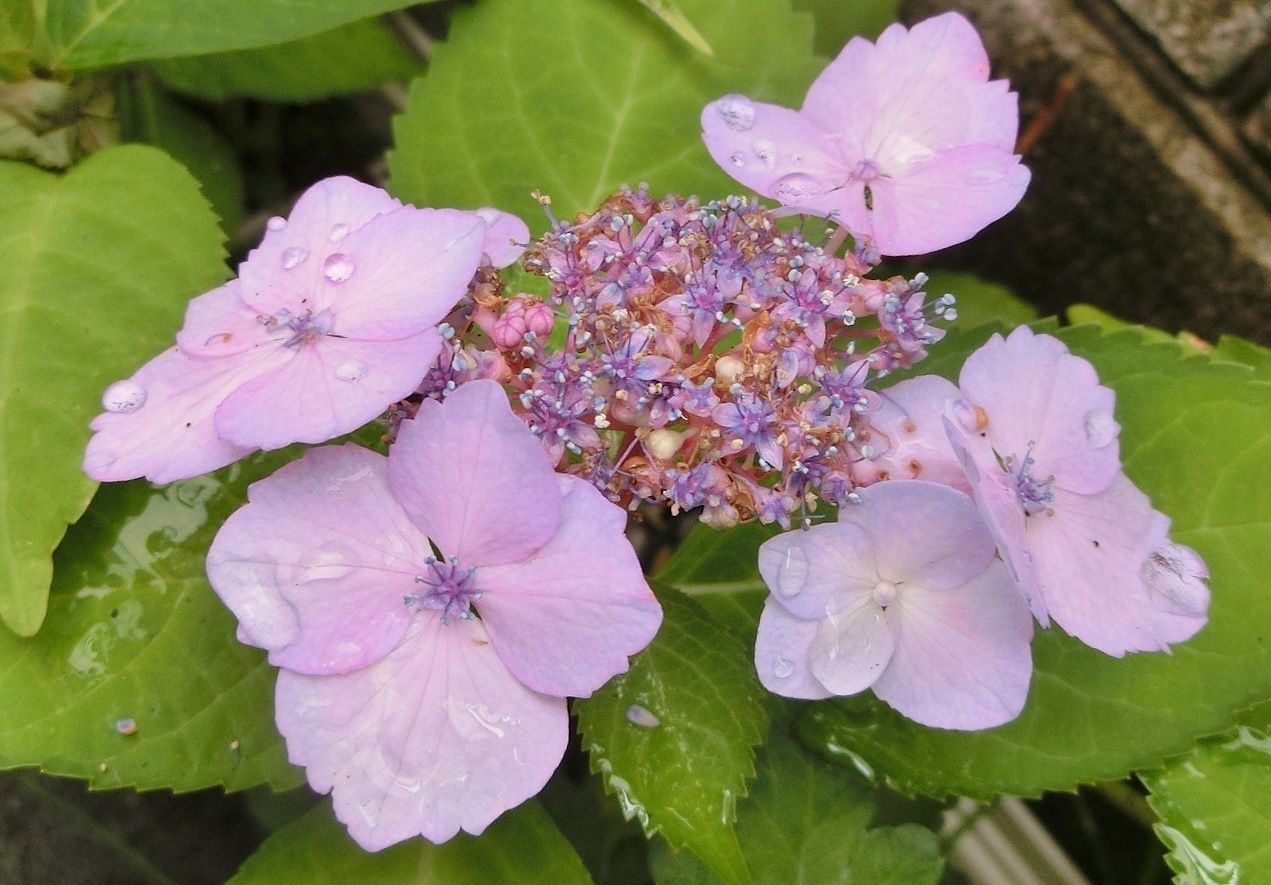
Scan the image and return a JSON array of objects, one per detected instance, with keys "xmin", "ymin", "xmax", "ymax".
[
  {"xmin": 871, "ymin": 580, "xmax": 899, "ymax": 608},
  {"xmin": 405, "ymin": 556, "xmax": 483, "ymax": 624},
  {"xmin": 266, "ymin": 307, "xmax": 334, "ymax": 348},
  {"xmin": 1002, "ymin": 445, "xmax": 1054, "ymax": 516},
  {"xmin": 850, "ymin": 158, "xmax": 885, "ymax": 182}
]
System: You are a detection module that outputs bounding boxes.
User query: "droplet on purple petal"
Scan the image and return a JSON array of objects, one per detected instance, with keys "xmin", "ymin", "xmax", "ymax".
[
  {"xmin": 715, "ymin": 94, "xmax": 756, "ymax": 131},
  {"xmin": 266, "ymin": 216, "xmax": 287, "ymax": 232},
  {"xmin": 334, "ymin": 360, "xmax": 366, "ymax": 383},
  {"xmin": 102, "ymin": 380, "xmax": 147, "ymax": 414},
  {"xmin": 772, "ymin": 655, "xmax": 795, "ymax": 678},
  {"xmin": 323, "ymin": 253, "xmax": 355, "ymax": 283},
  {"xmin": 773, "ymin": 173, "xmax": 822, "ymax": 203},
  {"xmin": 328, "ymin": 222, "xmax": 350, "ymax": 243},
  {"xmin": 281, "ymin": 246, "xmax": 308, "ymax": 269},
  {"xmin": 1084, "ymin": 409, "xmax": 1118, "ymax": 448}
]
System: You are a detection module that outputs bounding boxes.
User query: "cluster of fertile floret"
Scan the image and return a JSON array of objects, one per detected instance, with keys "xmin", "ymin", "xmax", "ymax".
[{"xmin": 419, "ymin": 188, "xmax": 956, "ymax": 530}]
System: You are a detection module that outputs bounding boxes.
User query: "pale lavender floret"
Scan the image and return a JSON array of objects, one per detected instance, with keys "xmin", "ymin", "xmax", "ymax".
[
  {"xmin": 205, "ymin": 380, "xmax": 662, "ymax": 849},
  {"xmin": 700, "ymin": 12, "xmax": 1030, "ymax": 256},
  {"xmin": 946, "ymin": 325, "xmax": 1209, "ymax": 655},
  {"xmin": 673, "ymin": 377, "xmax": 720, "ymax": 417},
  {"xmin": 712, "ymin": 393, "xmax": 785, "ymax": 468},
  {"xmin": 85, "ymin": 177, "xmax": 511, "ymax": 484},
  {"xmin": 754, "ymin": 480, "xmax": 1033, "ymax": 729}
]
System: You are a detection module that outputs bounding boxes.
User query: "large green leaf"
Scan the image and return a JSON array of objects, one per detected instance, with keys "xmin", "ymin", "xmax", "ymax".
[
  {"xmin": 27, "ymin": 0, "xmax": 425, "ymax": 71},
  {"xmin": 575, "ymin": 588, "xmax": 769, "ymax": 883},
  {"xmin": 232, "ymin": 799, "xmax": 591, "ymax": 884},
  {"xmin": 663, "ymin": 324, "xmax": 1271, "ymax": 798},
  {"xmin": 151, "ymin": 17, "xmax": 421, "ymax": 102},
  {"xmin": 0, "ymin": 145, "xmax": 227, "ymax": 635},
  {"xmin": 1143, "ymin": 727, "xmax": 1271, "ymax": 883},
  {"xmin": 0, "ymin": 453, "xmax": 302, "ymax": 792},
  {"xmin": 388, "ymin": 0, "xmax": 822, "ymax": 228},
  {"xmin": 650, "ymin": 709, "xmax": 943, "ymax": 884}
]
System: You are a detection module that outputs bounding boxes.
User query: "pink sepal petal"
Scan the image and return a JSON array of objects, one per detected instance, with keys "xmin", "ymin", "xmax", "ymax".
[
  {"xmin": 388, "ymin": 380, "xmax": 562, "ymax": 568},
  {"xmin": 206, "ymin": 445, "xmax": 431, "ymax": 675},
  {"xmin": 176, "ymin": 280, "xmax": 275, "ymax": 358},
  {"xmin": 239, "ymin": 177, "xmax": 402, "ymax": 315},
  {"xmin": 477, "ymin": 476, "xmax": 662, "ymax": 698},
  {"xmin": 804, "ymin": 14, "xmax": 1013, "ymax": 154},
  {"xmin": 754, "ymin": 599, "xmax": 832, "ymax": 700},
  {"xmin": 475, "ymin": 207, "xmax": 531, "ymax": 268},
  {"xmin": 323, "ymin": 208, "xmax": 486, "ymax": 341},
  {"xmin": 213, "ymin": 328, "xmax": 442, "ymax": 450},
  {"xmin": 838, "ymin": 481, "xmax": 996, "ymax": 591},
  {"xmin": 868, "ymin": 375, "xmax": 969, "ymax": 491},
  {"xmin": 809, "ymin": 594, "xmax": 894, "ymax": 695},
  {"xmin": 872, "ymin": 559, "xmax": 1033, "ymax": 730},
  {"xmin": 84, "ymin": 347, "xmax": 268, "ymax": 484},
  {"xmin": 958, "ymin": 326, "xmax": 1120, "ymax": 495},
  {"xmin": 700, "ymin": 97, "xmax": 844, "ymax": 208},
  {"xmin": 1028, "ymin": 475, "xmax": 1179, "ymax": 656},
  {"xmin": 864, "ymin": 144, "xmax": 1030, "ymax": 256},
  {"xmin": 757, "ymin": 522, "xmax": 877, "ymax": 621},
  {"xmin": 275, "ymin": 614, "xmax": 568, "ymax": 850}
]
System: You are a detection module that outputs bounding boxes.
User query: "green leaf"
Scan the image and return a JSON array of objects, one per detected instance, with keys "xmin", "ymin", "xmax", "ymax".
[
  {"xmin": 231, "ymin": 799, "xmax": 591, "ymax": 884},
  {"xmin": 575, "ymin": 588, "xmax": 769, "ymax": 882},
  {"xmin": 1210, "ymin": 334, "xmax": 1271, "ymax": 382},
  {"xmin": 151, "ymin": 17, "xmax": 422, "ymax": 102},
  {"xmin": 0, "ymin": 145, "xmax": 227, "ymax": 635},
  {"xmin": 796, "ymin": 325, "xmax": 1271, "ymax": 798},
  {"xmin": 31, "ymin": 1, "xmax": 426, "ymax": 71},
  {"xmin": 650, "ymin": 708, "xmax": 943, "ymax": 884},
  {"xmin": 1143, "ymin": 727, "xmax": 1271, "ymax": 883},
  {"xmin": 117, "ymin": 77, "xmax": 245, "ymax": 233},
  {"xmin": 633, "ymin": 0, "xmax": 715, "ymax": 57},
  {"xmin": 793, "ymin": 0, "xmax": 900, "ymax": 54},
  {"xmin": 0, "ymin": 453, "xmax": 302, "ymax": 791},
  {"xmin": 388, "ymin": 0, "xmax": 822, "ymax": 228},
  {"xmin": 923, "ymin": 271, "xmax": 1038, "ymax": 331}
]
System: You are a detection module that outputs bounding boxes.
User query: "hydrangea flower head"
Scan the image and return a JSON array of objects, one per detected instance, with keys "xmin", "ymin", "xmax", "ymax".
[
  {"xmin": 84, "ymin": 177, "xmax": 527, "ymax": 484},
  {"xmin": 754, "ymin": 480, "xmax": 1033, "ymax": 729},
  {"xmin": 205, "ymin": 380, "xmax": 662, "ymax": 848},
  {"xmin": 945, "ymin": 326, "xmax": 1209, "ymax": 655},
  {"xmin": 701, "ymin": 12, "xmax": 1030, "ymax": 256}
]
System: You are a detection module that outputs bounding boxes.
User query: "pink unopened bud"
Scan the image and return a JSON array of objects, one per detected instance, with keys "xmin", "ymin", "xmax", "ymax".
[
  {"xmin": 493, "ymin": 310, "xmax": 529, "ymax": 350},
  {"xmin": 523, "ymin": 301, "xmax": 555, "ymax": 338}
]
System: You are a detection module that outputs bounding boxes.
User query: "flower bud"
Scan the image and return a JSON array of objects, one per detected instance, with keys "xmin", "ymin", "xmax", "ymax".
[
  {"xmin": 492, "ymin": 310, "xmax": 528, "ymax": 350},
  {"xmin": 523, "ymin": 301, "xmax": 555, "ymax": 338},
  {"xmin": 644, "ymin": 429, "xmax": 684, "ymax": 461},
  {"xmin": 715, "ymin": 355, "xmax": 746, "ymax": 386}
]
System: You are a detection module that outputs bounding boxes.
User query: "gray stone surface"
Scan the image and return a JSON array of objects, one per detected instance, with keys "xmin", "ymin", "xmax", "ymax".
[
  {"xmin": 1111, "ymin": 0, "xmax": 1270, "ymax": 88},
  {"xmin": 901, "ymin": 0, "xmax": 1271, "ymax": 343}
]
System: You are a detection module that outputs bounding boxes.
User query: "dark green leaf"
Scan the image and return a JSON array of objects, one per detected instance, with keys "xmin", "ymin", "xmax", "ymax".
[
  {"xmin": 0, "ymin": 452, "xmax": 302, "ymax": 791},
  {"xmin": 33, "ymin": 1, "xmax": 427, "ymax": 70},
  {"xmin": 575, "ymin": 588, "xmax": 769, "ymax": 882},
  {"xmin": 152, "ymin": 17, "xmax": 421, "ymax": 102},
  {"xmin": 231, "ymin": 799, "xmax": 591, "ymax": 884},
  {"xmin": 1143, "ymin": 727, "xmax": 1271, "ymax": 883}
]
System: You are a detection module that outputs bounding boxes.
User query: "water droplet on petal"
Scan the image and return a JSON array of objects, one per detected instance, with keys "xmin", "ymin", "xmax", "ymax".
[
  {"xmin": 323, "ymin": 252, "xmax": 355, "ymax": 283},
  {"xmin": 716, "ymin": 94, "xmax": 755, "ymax": 131},
  {"xmin": 772, "ymin": 656, "xmax": 795, "ymax": 678},
  {"xmin": 625, "ymin": 704, "xmax": 660, "ymax": 728},
  {"xmin": 1143, "ymin": 543, "xmax": 1209, "ymax": 617},
  {"xmin": 775, "ymin": 545, "xmax": 808, "ymax": 598},
  {"xmin": 102, "ymin": 380, "xmax": 147, "ymax": 414},
  {"xmin": 328, "ymin": 222, "xmax": 350, "ymax": 242},
  {"xmin": 1084, "ymin": 409, "xmax": 1119, "ymax": 448},
  {"xmin": 753, "ymin": 139, "xmax": 777, "ymax": 170},
  {"xmin": 335, "ymin": 360, "xmax": 366, "ymax": 383},
  {"xmin": 281, "ymin": 246, "xmax": 308, "ymax": 269},
  {"xmin": 773, "ymin": 173, "xmax": 822, "ymax": 204},
  {"xmin": 266, "ymin": 216, "xmax": 287, "ymax": 231},
  {"xmin": 729, "ymin": 151, "xmax": 746, "ymax": 168}
]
